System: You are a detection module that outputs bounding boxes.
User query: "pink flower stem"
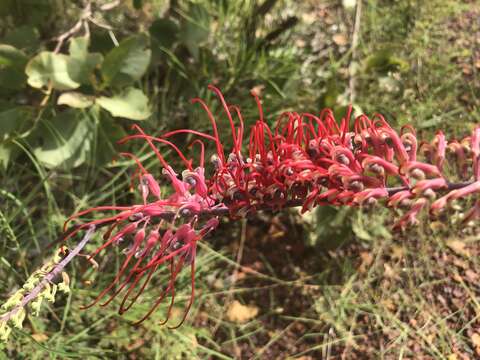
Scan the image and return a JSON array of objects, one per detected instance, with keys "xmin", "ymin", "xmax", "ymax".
[
  {"xmin": 48, "ymin": 181, "xmax": 474, "ymax": 251},
  {"xmin": 95, "ymin": 181, "xmax": 474, "ymax": 222},
  {"xmin": 386, "ymin": 181, "xmax": 473, "ymax": 196}
]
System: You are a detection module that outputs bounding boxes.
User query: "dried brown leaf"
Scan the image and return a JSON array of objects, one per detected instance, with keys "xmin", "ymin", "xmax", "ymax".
[
  {"xmin": 226, "ymin": 300, "xmax": 259, "ymax": 324},
  {"xmin": 471, "ymin": 332, "xmax": 480, "ymax": 347},
  {"xmin": 447, "ymin": 240, "xmax": 471, "ymax": 257},
  {"xmin": 32, "ymin": 333, "xmax": 48, "ymax": 342},
  {"xmin": 333, "ymin": 34, "xmax": 348, "ymax": 46},
  {"xmin": 358, "ymin": 251, "xmax": 373, "ymax": 273}
]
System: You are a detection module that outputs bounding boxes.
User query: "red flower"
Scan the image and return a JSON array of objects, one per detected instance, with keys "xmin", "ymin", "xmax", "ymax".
[{"xmin": 66, "ymin": 85, "xmax": 480, "ymax": 325}]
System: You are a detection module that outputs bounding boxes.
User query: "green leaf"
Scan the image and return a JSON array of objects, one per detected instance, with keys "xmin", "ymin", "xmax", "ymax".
[
  {"xmin": 2, "ymin": 1, "xmax": 52, "ymax": 27},
  {"xmin": 25, "ymin": 52, "xmax": 80, "ymax": 90},
  {"xmin": 68, "ymin": 36, "xmax": 89, "ymax": 58},
  {"xmin": 149, "ymin": 19, "xmax": 179, "ymax": 65},
  {"xmin": 0, "ymin": 106, "xmax": 34, "ymax": 139},
  {"xmin": 0, "ymin": 44, "xmax": 28, "ymax": 68},
  {"xmin": 96, "ymin": 87, "xmax": 151, "ymax": 120},
  {"xmin": 179, "ymin": 3, "xmax": 210, "ymax": 59},
  {"xmin": 2, "ymin": 25, "xmax": 40, "ymax": 52},
  {"xmin": 0, "ymin": 69, "xmax": 27, "ymax": 92},
  {"xmin": 96, "ymin": 110, "xmax": 127, "ymax": 165},
  {"xmin": 303, "ymin": 206, "xmax": 353, "ymax": 249},
  {"xmin": 89, "ymin": 30, "xmax": 116, "ymax": 54},
  {"xmin": 67, "ymin": 37, "xmax": 103, "ymax": 85},
  {"xmin": 150, "ymin": 19, "xmax": 179, "ymax": 49},
  {"xmin": 28, "ymin": 109, "xmax": 93, "ymax": 169},
  {"xmin": 352, "ymin": 210, "xmax": 392, "ymax": 241},
  {"xmin": 0, "ymin": 44, "xmax": 28, "ymax": 91},
  {"xmin": 57, "ymin": 92, "xmax": 94, "ymax": 108},
  {"xmin": 101, "ymin": 33, "xmax": 151, "ymax": 86}
]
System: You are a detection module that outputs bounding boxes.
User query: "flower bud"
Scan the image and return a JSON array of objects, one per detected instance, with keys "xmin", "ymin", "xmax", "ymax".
[
  {"xmin": 348, "ymin": 180, "xmax": 364, "ymax": 192},
  {"xmin": 380, "ymin": 133, "xmax": 393, "ymax": 146},
  {"xmin": 410, "ymin": 168, "xmax": 425, "ymax": 180},
  {"xmin": 336, "ymin": 154, "xmax": 350, "ymax": 165},
  {"xmin": 368, "ymin": 163, "xmax": 385, "ymax": 176},
  {"xmin": 210, "ymin": 154, "xmax": 221, "ymax": 169},
  {"xmin": 114, "ymin": 236, "xmax": 124, "ymax": 246},
  {"xmin": 423, "ymin": 188, "xmax": 436, "ymax": 201},
  {"xmin": 403, "ymin": 140, "xmax": 412, "ymax": 153},
  {"xmin": 182, "ymin": 170, "xmax": 197, "ymax": 188},
  {"xmin": 399, "ymin": 198, "xmax": 412, "ymax": 208},
  {"xmin": 353, "ymin": 134, "xmax": 363, "ymax": 147},
  {"xmin": 180, "ymin": 207, "xmax": 192, "ymax": 217}
]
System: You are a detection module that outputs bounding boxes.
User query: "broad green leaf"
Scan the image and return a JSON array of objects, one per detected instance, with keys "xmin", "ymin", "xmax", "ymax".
[
  {"xmin": 352, "ymin": 210, "xmax": 392, "ymax": 241},
  {"xmin": 0, "ymin": 0, "xmax": 14, "ymax": 17},
  {"xmin": 149, "ymin": 18, "xmax": 179, "ymax": 65},
  {"xmin": 0, "ymin": 106, "xmax": 34, "ymax": 139},
  {"xmin": 28, "ymin": 109, "xmax": 92, "ymax": 169},
  {"xmin": 0, "ymin": 100, "xmax": 11, "ymax": 111},
  {"xmin": 89, "ymin": 30, "xmax": 116, "ymax": 54},
  {"xmin": 0, "ymin": 69, "xmax": 26, "ymax": 91},
  {"xmin": 57, "ymin": 92, "xmax": 94, "ymax": 108},
  {"xmin": 25, "ymin": 52, "xmax": 80, "ymax": 90},
  {"xmin": 67, "ymin": 37, "xmax": 103, "ymax": 85},
  {"xmin": 101, "ymin": 33, "xmax": 151, "ymax": 86},
  {"xmin": 2, "ymin": 25, "xmax": 40, "ymax": 52},
  {"xmin": 150, "ymin": 19, "xmax": 179, "ymax": 49},
  {"xmin": 179, "ymin": 3, "xmax": 210, "ymax": 59},
  {"xmin": 0, "ymin": 44, "xmax": 28, "ymax": 91},
  {"xmin": 303, "ymin": 206, "xmax": 353, "ymax": 249},
  {"xmin": 68, "ymin": 37, "xmax": 90, "ymax": 58},
  {"xmin": 0, "ymin": 44, "xmax": 28, "ymax": 68},
  {"xmin": 96, "ymin": 87, "xmax": 151, "ymax": 120},
  {"xmin": 96, "ymin": 110, "xmax": 127, "ymax": 165},
  {"xmin": 3, "ymin": 1, "xmax": 52, "ymax": 27}
]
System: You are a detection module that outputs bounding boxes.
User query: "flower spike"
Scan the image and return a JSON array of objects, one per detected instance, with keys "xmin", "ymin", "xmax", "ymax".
[{"xmin": 64, "ymin": 85, "xmax": 480, "ymax": 327}]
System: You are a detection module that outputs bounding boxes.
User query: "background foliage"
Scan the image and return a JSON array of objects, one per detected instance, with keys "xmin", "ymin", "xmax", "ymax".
[{"xmin": 1, "ymin": 0, "xmax": 480, "ymax": 358}]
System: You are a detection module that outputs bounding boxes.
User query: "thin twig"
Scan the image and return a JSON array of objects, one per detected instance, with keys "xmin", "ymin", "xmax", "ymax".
[
  {"xmin": 53, "ymin": 0, "xmax": 120, "ymax": 53},
  {"xmin": 0, "ymin": 225, "xmax": 96, "ymax": 323},
  {"xmin": 54, "ymin": 1, "xmax": 92, "ymax": 53}
]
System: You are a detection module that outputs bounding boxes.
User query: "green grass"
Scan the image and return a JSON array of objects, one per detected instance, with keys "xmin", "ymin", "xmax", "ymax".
[{"xmin": 1, "ymin": 0, "xmax": 480, "ymax": 358}]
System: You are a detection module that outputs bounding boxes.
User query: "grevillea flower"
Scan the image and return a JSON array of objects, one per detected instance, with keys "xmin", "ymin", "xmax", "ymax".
[{"xmin": 65, "ymin": 85, "xmax": 480, "ymax": 325}]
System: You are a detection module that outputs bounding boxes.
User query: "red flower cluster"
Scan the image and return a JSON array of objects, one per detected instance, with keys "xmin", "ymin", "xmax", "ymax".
[{"xmin": 65, "ymin": 85, "xmax": 480, "ymax": 325}]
